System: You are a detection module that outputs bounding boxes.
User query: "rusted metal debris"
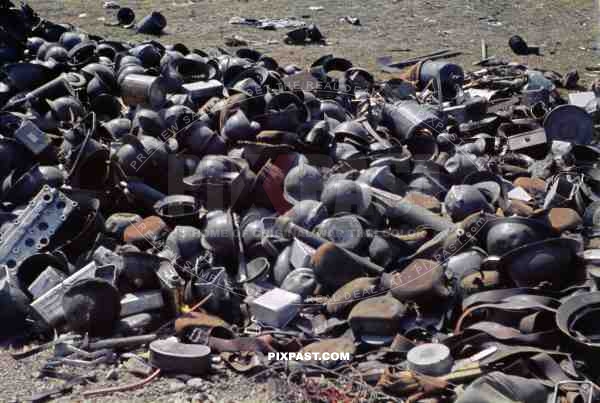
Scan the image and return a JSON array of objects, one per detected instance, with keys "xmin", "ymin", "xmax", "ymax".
[{"xmin": 3, "ymin": 1, "xmax": 600, "ymax": 401}]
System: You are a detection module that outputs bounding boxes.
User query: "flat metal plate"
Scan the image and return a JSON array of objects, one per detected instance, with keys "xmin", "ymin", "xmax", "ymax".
[
  {"xmin": 14, "ymin": 121, "xmax": 51, "ymax": 155},
  {"xmin": 568, "ymin": 91, "xmax": 596, "ymax": 109},
  {"xmin": 507, "ymin": 128, "xmax": 547, "ymax": 151}
]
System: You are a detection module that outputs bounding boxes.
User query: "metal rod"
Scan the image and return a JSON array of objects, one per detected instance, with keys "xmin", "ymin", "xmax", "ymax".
[
  {"xmin": 276, "ymin": 217, "xmax": 385, "ymax": 275},
  {"xmin": 83, "ymin": 369, "xmax": 161, "ymax": 397},
  {"xmin": 368, "ymin": 186, "xmax": 454, "ymax": 232},
  {"xmin": 86, "ymin": 334, "xmax": 157, "ymax": 351},
  {"xmin": 379, "ymin": 50, "xmax": 463, "ymax": 72}
]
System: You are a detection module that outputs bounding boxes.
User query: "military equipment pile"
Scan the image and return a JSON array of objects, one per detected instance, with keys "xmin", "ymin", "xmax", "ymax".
[{"xmin": 2, "ymin": 1, "xmax": 600, "ymax": 402}]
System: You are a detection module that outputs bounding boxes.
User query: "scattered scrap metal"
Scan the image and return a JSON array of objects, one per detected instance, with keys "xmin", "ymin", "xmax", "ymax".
[
  {"xmin": 342, "ymin": 16, "xmax": 361, "ymax": 26},
  {"xmin": 2, "ymin": 1, "xmax": 600, "ymax": 402},
  {"xmin": 229, "ymin": 17, "xmax": 306, "ymax": 31},
  {"xmin": 103, "ymin": 5, "xmax": 166, "ymax": 35}
]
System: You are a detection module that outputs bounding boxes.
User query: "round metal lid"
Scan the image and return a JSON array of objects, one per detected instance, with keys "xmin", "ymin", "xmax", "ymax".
[
  {"xmin": 150, "ymin": 339, "xmax": 211, "ymax": 359},
  {"xmin": 407, "ymin": 343, "xmax": 453, "ymax": 376},
  {"xmin": 543, "ymin": 104, "xmax": 593, "ymax": 145}
]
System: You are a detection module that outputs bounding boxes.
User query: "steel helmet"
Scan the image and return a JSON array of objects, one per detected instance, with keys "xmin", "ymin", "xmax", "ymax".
[
  {"xmin": 321, "ymin": 179, "xmax": 371, "ymax": 216},
  {"xmin": 357, "ymin": 165, "xmax": 406, "ymax": 195},
  {"xmin": 501, "ymin": 238, "xmax": 580, "ymax": 288},
  {"xmin": 284, "ymin": 199, "xmax": 329, "ymax": 230},
  {"xmin": 283, "ymin": 163, "xmax": 323, "ymax": 204},
  {"xmin": 444, "ymin": 185, "xmax": 494, "ymax": 222},
  {"xmin": 281, "ymin": 267, "xmax": 317, "ymax": 297},
  {"xmin": 165, "ymin": 226, "xmax": 204, "ymax": 262},
  {"xmin": 201, "ymin": 210, "xmax": 236, "ymax": 255},
  {"xmin": 315, "ymin": 215, "xmax": 367, "ymax": 251},
  {"xmin": 482, "ymin": 217, "xmax": 552, "ymax": 256}
]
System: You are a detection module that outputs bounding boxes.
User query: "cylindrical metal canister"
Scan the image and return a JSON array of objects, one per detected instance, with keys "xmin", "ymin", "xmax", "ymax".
[
  {"xmin": 407, "ymin": 343, "xmax": 453, "ymax": 376},
  {"xmin": 382, "ymin": 101, "xmax": 445, "ymax": 141},
  {"xmin": 120, "ymin": 74, "xmax": 167, "ymax": 109},
  {"xmin": 522, "ymin": 86, "xmax": 550, "ymax": 106}
]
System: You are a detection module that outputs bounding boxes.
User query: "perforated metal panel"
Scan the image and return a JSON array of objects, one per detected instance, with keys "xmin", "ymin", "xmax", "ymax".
[{"xmin": 0, "ymin": 186, "xmax": 76, "ymax": 276}]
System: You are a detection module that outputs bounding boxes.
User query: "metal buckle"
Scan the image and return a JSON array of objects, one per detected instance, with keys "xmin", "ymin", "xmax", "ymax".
[
  {"xmin": 244, "ymin": 321, "xmax": 262, "ymax": 336},
  {"xmin": 552, "ymin": 380, "xmax": 594, "ymax": 403}
]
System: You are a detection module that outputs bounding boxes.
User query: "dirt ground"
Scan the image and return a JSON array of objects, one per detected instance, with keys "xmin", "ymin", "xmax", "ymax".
[
  {"xmin": 32, "ymin": 0, "xmax": 599, "ymax": 78},
  {"xmin": 1, "ymin": 0, "xmax": 599, "ymax": 402},
  {"xmin": 0, "ymin": 346, "xmax": 291, "ymax": 402}
]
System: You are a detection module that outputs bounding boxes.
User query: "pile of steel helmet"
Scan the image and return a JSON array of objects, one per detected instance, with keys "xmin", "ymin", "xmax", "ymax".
[{"xmin": 4, "ymin": 1, "xmax": 600, "ymax": 401}]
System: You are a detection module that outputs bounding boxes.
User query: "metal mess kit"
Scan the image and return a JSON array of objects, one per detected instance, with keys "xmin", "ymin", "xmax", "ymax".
[{"xmin": 3, "ymin": 1, "xmax": 600, "ymax": 401}]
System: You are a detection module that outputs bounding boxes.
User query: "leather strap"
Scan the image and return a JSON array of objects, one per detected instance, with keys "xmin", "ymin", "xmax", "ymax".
[
  {"xmin": 456, "ymin": 295, "xmax": 559, "ymax": 333},
  {"xmin": 480, "ymin": 345, "xmax": 570, "ymax": 369},
  {"xmin": 530, "ymin": 353, "xmax": 572, "ymax": 385},
  {"xmin": 462, "ymin": 288, "xmax": 563, "ymax": 311},
  {"xmin": 467, "ymin": 322, "xmax": 560, "ymax": 347},
  {"xmin": 208, "ymin": 335, "xmax": 277, "ymax": 354}
]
